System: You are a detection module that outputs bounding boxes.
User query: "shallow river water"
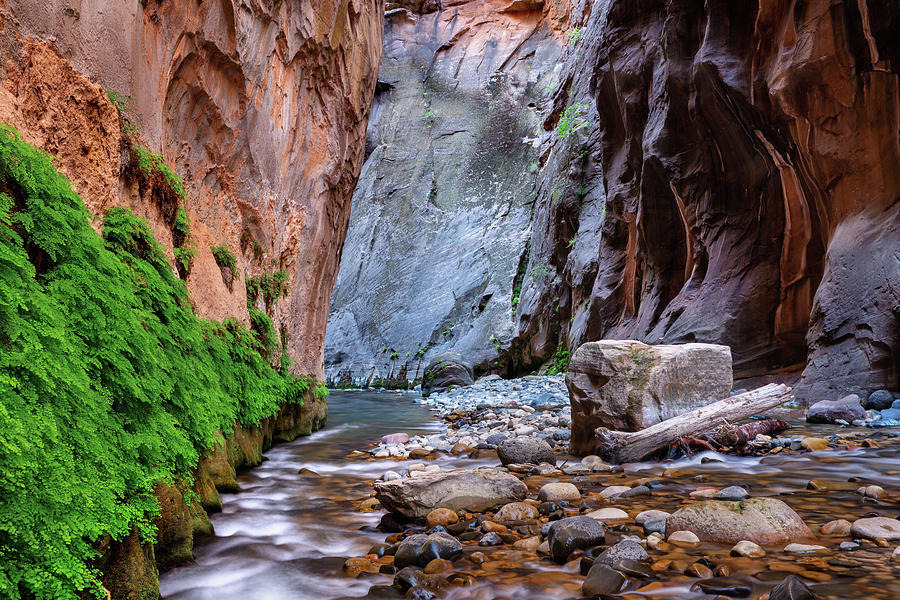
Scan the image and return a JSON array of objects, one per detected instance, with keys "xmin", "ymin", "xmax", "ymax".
[{"xmin": 160, "ymin": 391, "xmax": 900, "ymax": 600}]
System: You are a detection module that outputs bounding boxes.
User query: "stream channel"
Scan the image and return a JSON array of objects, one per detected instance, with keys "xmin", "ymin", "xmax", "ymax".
[{"xmin": 160, "ymin": 390, "xmax": 900, "ymax": 600}]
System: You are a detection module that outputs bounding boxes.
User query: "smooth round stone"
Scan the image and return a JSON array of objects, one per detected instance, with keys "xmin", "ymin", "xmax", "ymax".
[
  {"xmin": 581, "ymin": 455, "xmax": 610, "ymax": 472},
  {"xmin": 714, "ymin": 486, "xmax": 750, "ymax": 501},
  {"xmin": 856, "ymin": 484, "xmax": 886, "ymax": 499},
  {"xmin": 783, "ymin": 543, "xmax": 828, "ymax": 555},
  {"xmin": 425, "ymin": 508, "xmax": 458, "ymax": 529},
  {"xmin": 613, "ymin": 558, "xmax": 653, "ymax": 579},
  {"xmin": 864, "ymin": 389, "xmax": 895, "ymax": 410},
  {"xmin": 643, "ymin": 518, "xmax": 667, "ymax": 536},
  {"xmin": 686, "ymin": 562, "xmax": 713, "ymax": 578},
  {"xmin": 599, "ymin": 485, "xmax": 631, "ymax": 498},
  {"xmin": 595, "ymin": 539, "xmax": 649, "ymax": 566},
  {"xmin": 850, "ymin": 516, "xmax": 900, "ymax": 540},
  {"xmin": 394, "ymin": 534, "xmax": 429, "ymax": 569},
  {"xmin": 586, "ymin": 507, "xmax": 629, "ymax": 522},
  {"xmin": 478, "ymin": 531, "xmax": 503, "ymax": 546},
  {"xmin": 383, "ymin": 470, "xmax": 402, "ymax": 481},
  {"xmin": 393, "ymin": 566, "xmax": 427, "ymax": 591},
  {"xmin": 635, "ymin": 509, "xmax": 671, "ymax": 525},
  {"xmin": 481, "ymin": 520, "xmax": 506, "ymax": 533},
  {"xmin": 538, "ymin": 482, "xmax": 581, "ymax": 502},
  {"xmin": 668, "ymin": 530, "xmax": 701, "ymax": 547},
  {"xmin": 666, "ymin": 498, "xmax": 812, "ymax": 545},
  {"xmin": 768, "ymin": 574, "xmax": 818, "ymax": 600},
  {"xmin": 820, "ymin": 519, "xmax": 852, "ymax": 536},
  {"xmin": 424, "ymin": 558, "xmax": 453, "ymax": 574},
  {"xmin": 892, "ymin": 546, "xmax": 900, "ymax": 562},
  {"xmin": 359, "ymin": 497, "xmax": 381, "ymax": 512},
  {"xmin": 406, "ymin": 587, "xmax": 437, "ymax": 600},
  {"xmin": 343, "ymin": 557, "xmax": 378, "ymax": 577},
  {"xmin": 731, "ymin": 540, "xmax": 765, "ymax": 558},
  {"xmin": 839, "ymin": 541, "xmax": 860, "ymax": 552},
  {"xmin": 547, "ymin": 516, "xmax": 606, "ymax": 562},
  {"xmin": 582, "ymin": 563, "xmax": 627, "ymax": 598},
  {"xmin": 691, "ymin": 578, "xmax": 753, "ymax": 597},
  {"xmin": 512, "ymin": 535, "xmax": 542, "ymax": 552},
  {"xmin": 416, "ymin": 532, "xmax": 463, "ymax": 565},
  {"xmin": 495, "ymin": 501, "xmax": 538, "ymax": 521},
  {"xmin": 497, "ymin": 436, "xmax": 555, "ymax": 466}
]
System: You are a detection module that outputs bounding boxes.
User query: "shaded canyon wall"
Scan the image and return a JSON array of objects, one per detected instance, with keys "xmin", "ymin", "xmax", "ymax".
[
  {"xmin": 0, "ymin": 0, "xmax": 384, "ymax": 377},
  {"xmin": 325, "ymin": 0, "xmax": 571, "ymax": 384},
  {"xmin": 329, "ymin": 0, "xmax": 899, "ymax": 402}
]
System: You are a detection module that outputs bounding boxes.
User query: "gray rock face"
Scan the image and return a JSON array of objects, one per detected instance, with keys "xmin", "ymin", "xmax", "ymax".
[
  {"xmin": 806, "ymin": 395, "xmax": 864, "ymax": 424},
  {"xmin": 547, "ymin": 516, "xmax": 605, "ymax": 562},
  {"xmin": 422, "ymin": 353, "xmax": 474, "ymax": 395},
  {"xmin": 566, "ymin": 340, "xmax": 732, "ymax": 452},
  {"xmin": 373, "ymin": 469, "xmax": 527, "ymax": 517},
  {"xmin": 497, "ymin": 437, "xmax": 555, "ymax": 466},
  {"xmin": 324, "ymin": 3, "xmax": 563, "ymax": 384},
  {"xmin": 667, "ymin": 498, "xmax": 813, "ymax": 545}
]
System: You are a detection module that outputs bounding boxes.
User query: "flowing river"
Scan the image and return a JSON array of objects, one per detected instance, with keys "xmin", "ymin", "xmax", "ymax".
[{"xmin": 160, "ymin": 391, "xmax": 900, "ymax": 600}]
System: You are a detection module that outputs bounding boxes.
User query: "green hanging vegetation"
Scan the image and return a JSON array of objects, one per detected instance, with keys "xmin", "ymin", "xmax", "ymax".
[
  {"xmin": 546, "ymin": 344, "xmax": 570, "ymax": 376},
  {"xmin": 210, "ymin": 243, "xmax": 237, "ymax": 273},
  {"xmin": 246, "ymin": 269, "xmax": 289, "ymax": 314},
  {"xmin": 0, "ymin": 124, "xmax": 322, "ymax": 600}
]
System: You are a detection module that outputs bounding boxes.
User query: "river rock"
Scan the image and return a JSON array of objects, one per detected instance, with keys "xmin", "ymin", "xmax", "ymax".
[
  {"xmin": 497, "ymin": 437, "xmax": 555, "ymax": 466},
  {"xmin": 538, "ymin": 482, "xmax": 581, "ymax": 502},
  {"xmin": 769, "ymin": 574, "xmax": 820, "ymax": 600},
  {"xmin": 864, "ymin": 390, "xmax": 895, "ymax": 410},
  {"xmin": 381, "ymin": 432, "xmax": 409, "ymax": 444},
  {"xmin": 416, "ymin": 532, "xmax": 463, "ymax": 565},
  {"xmin": 595, "ymin": 539, "xmax": 649, "ymax": 566},
  {"xmin": 582, "ymin": 563, "xmax": 627, "ymax": 598},
  {"xmin": 548, "ymin": 516, "xmax": 606, "ymax": 562},
  {"xmin": 422, "ymin": 353, "xmax": 474, "ymax": 395},
  {"xmin": 374, "ymin": 469, "xmax": 527, "ymax": 517},
  {"xmin": 806, "ymin": 394, "xmax": 864, "ymax": 424},
  {"xmin": 635, "ymin": 510, "xmax": 670, "ymax": 525},
  {"xmin": 731, "ymin": 540, "xmax": 765, "ymax": 558},
  {"xmin": 495, "ymin": 502, "xmax": 538, "ymax": 521},
  {"xmin": 850, "ymin": 517, "xmax": 900, "ymax": 541},
  {"xmin": 668, "ymin": 530, "xmax": 700, "ymax": 547},
  {"xmin": 666, "ymin": 498, "xmax": 812, "ymax": 544},
  {"xmin": 425, "ymin": 508, "xmax": 458, "ymax": 529},
  {"xmin": 820, "ymin": 519, "xmax": 852, "ymax": 536},
  {"xmin": 714, "ymin": 486, "xmax": 750, "ymax": 501},
  {"xmin": 394, "ymin": 534, "xmax": 429, "ymax": 569},
  {"xmin": 567, "ymin": 340, "xmax": 732, "ymax": 452},
  {"xmin": 586, "ymin": 507, "xmax": 629, "ymax": 522}
]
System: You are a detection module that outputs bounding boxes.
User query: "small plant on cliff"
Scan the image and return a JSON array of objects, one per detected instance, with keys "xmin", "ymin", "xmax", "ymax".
[
  {"xmin": 546, "ymin": 344, "xmax": 570, "ymax": 375},
  {"xmin": 174, "ymin": 245, "xmax": 197, "ymax": 277},
  {"xmin": 246, "ymin": 269, "xmax": 289, "ymax": 314},
  {"xmin": 568, "ymin": 27, "xmax": 585, "ymax": 45},
  {"xmin": 390, "ymin": 351, "xmax": 399, "ymax": 360},
  {"xmin": 529, "ymin": 262, "xmax": 550, "ymax": 280},
  {"xmin": 133, "ymin": 145, "xmax": 186, "ymax": 200},
  {"xmin": 105, "ymin": 89, "xmax": 138, "ymax": 138},
  {"xmin": 555, "ymin": 103, "xmax": 590, "ymax": 138},
  {"xmin": 211, "ymin": 244, "xmax": 237, "ymax": 273}
]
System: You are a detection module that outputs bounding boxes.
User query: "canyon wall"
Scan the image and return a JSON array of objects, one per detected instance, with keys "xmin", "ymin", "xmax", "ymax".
[
  {"xmin": 330, "ymin": 0, "xmax": 898, "ymax": 402},
  {"xmin": 325, "ymin": 0, "xmax": 570, "ymax": 384},
  {"xmin": 515, "ymin": 0, "xmax": 899, "ymax": 402},
  {"xmin": 0, "ymin": 0, "xmax": 384, "ymax": 377}
]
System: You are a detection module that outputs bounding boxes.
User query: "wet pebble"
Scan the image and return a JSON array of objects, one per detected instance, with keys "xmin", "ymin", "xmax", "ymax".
[
  {"xmin": 714, "ymin": 486, "xmax": 750, "ymax": 501},
  {"xmin": 582, "ymin": 563, "xmax": 627, "ymax": 598}
]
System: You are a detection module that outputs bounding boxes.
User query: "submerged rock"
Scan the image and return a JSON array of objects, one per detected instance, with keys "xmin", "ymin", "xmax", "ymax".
[
  {"xmin": 374, "ymin": 469, "xmax": 527, "ymax": 518},
  {"xmin": 666, "ymin": 498, "xmax": 812, "ymax": 545},
  {"xmin": 850, "ymin": 517, "xmax": 900, "ymax": 541},
  {"xmin": 582, "ymin": 563, "xmax": 627, "ymax": 598},
  {"xmin": 769, "ymin": 574, "xmax": 820, "ymax": 600}
]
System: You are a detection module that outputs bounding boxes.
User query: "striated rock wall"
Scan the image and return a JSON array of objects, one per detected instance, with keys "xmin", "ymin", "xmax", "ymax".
[
  {"xmin": 514, "ymin": 0, "xmax": 899, "ymax": 402},
  {"xmin": 325, "ymin": 0, "xmax": 571, "ymax": 384},
  {"xmin": 0, "ymin": 0, "xmax": 384, "ymax": 377}
]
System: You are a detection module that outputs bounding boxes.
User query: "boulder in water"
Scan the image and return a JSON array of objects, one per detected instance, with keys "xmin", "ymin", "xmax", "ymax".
[
  {"xmin": 374, "ymin": 468, "xmax": 527, "ymax": 518},
  {"xmin": 422, "ymin": 353, "xmax": 474, "ymax": 395},
  {"xmin": 497, "ymin": 437, "xmax": 555, "ymax": 466},
  {"xmin": 666, "ymin": 498, "xmax": 812, "ymax": 545},
  {"xmin": 806, "ymin": 394, "xmax": 864, "ymax": 424}
]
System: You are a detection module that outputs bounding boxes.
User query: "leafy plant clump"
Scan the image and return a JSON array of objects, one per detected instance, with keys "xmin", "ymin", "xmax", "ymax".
[
  {"xmin": 246, "ymin": 269, "xmax": 289, "ymax": 314},
  {"xmin": 546, "ymin": 344, "xmax": 570, "ymax": 375},
  {"xmin": 210, "ymin": 244, "xmax": 237, "ymax": 273},
  {"xmin": 568, "ymin": 27, "xmax": 585, "ymax": 45},
  {"xmin": 0, "ymin": 125, "xmax": 322, "ymax": 600},
  {"xmin": 555, "ymin": 103, "xmax": 591, "ymax": 138},
  {"xmin": 133, "ymin": 145, "xmax": 186, "ymax": 201}
]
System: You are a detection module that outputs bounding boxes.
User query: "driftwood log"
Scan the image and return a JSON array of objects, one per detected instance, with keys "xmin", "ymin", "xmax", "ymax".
[{"xmin": 593, "ymin": 384, "xmax": 793, "ymax": 463}]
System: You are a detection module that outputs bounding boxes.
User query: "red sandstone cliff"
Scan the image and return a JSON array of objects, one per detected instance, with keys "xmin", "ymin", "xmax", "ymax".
[
  {"xmin": 514, "ymin": 0, "xmax": 899, "ymax": 401},
  {"xmin": 0, "ymin": 0, "xmax": 384, "ymax": 377}
]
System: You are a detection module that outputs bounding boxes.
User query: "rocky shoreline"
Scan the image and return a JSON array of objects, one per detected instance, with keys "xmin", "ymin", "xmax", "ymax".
[{"xmin": 346, "ymin": 376, "xmax": 900, "ymax": 600}]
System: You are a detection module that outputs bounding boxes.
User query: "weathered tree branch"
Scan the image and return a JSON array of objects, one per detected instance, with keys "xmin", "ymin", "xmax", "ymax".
[{"xmin": 593, "ymin": 384, "xmax": 793, "ymax": 463}]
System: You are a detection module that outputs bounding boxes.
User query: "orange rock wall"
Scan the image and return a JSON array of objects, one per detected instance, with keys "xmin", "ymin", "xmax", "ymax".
[{"xmin": 0, "ymin": 0, "xmax": 385, "ymax": 377}]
